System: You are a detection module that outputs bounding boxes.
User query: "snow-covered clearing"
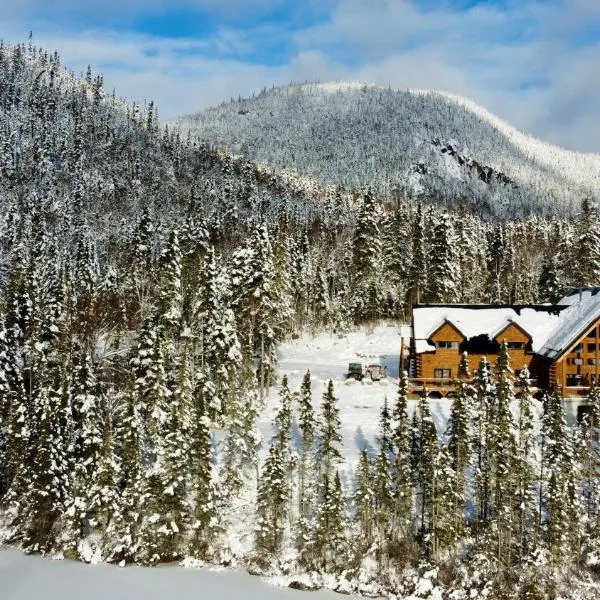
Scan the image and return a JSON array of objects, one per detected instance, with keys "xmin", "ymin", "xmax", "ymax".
[
  {"xmin": 0, "ymin": 547, "xmax": 341, "ymax": 600},
  {"xmin": 264, "ymin": 323, "xmax": 451, "ymax": 471}
]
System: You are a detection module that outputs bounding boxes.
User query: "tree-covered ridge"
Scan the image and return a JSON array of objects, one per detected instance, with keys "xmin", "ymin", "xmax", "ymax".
[
  {"xmin": 176, "ymin": 82, "xmax": 600, "ymax": 217},
  {"xmin": 2, "ymin": 39, "xmax": 600, "ymax": 599}
]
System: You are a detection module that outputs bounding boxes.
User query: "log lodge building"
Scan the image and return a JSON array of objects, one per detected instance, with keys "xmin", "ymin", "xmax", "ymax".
[{"xmin": 409, "ymin": 288, "xmax": 600, "ymax": 399}]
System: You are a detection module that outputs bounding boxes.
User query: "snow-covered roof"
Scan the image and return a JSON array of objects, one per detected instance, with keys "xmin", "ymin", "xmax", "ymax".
[
  {"xmin": 538, "ymin": 289, "xmax": 600, "ymax": 358},
  {"xmin": 413, "ymin": 304, "xmax": 566, "ymax": 354},
  {"xmin": 413, "ymin": 290, "xmax": 600, "ymax": 360}
]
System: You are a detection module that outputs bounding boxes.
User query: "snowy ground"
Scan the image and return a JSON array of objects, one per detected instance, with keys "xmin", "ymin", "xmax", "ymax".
[
  {"xmin": 0, "ymin": 547, "xmax": 341, "ymax": 600},
  {"xmin": 264, "ymin": 323, "xmax": 452, "ymax": 472}
]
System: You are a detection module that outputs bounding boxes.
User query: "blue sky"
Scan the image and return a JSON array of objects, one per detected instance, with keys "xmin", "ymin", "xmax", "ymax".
[{"xmin": 3, "ymin": 0, "xmax": 600, "ymax": 151}]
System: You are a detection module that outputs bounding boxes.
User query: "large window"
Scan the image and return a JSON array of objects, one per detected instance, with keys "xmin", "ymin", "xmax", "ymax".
[
  {"xmin": 434, "ymin": 369, "xmax": 451, "ymax": 379},
  {"xmin": 436, "ymin": 341, "xmax": 459, "ymax": 349},
  {"xmin": 589, "ymin": 344, "xmax": 597, "ymax": 353}
]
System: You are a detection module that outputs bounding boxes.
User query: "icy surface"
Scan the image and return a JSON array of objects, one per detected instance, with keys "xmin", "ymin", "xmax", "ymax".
[{"xmin": 0, "ymin": 547, "xmax": 340, "ymax": 600}]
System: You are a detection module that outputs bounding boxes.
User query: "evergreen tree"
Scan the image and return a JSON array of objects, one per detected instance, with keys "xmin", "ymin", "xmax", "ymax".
[
  {"xmin": 373, "ymin": 397, "xmax": 393, "ymax": 535},
  {"xmin": 575, "ymin": 198, "xmax": 600, "ymax": 287},
  {"xmin": 392, "ymin": 371, "xmax": 412, "ymax": 539},
  {"xmin": 317, "ymin": 380, "xmax": 343, "ymax": 480},
  {"xmin": 311, "ymin": 471, "xmax": 349, "ymax": 573},
  {"xmin": 427, "ymin": 212, "xmax": 460, "ymax": 303},
  {"xmin": 297, "ymin": 370, "xmax": 316, "ymax": 552},
  {"xmin": 472, "ymin": 357, "xmax": 495, "ymax": 527},
  {"xmin": 447, "ymin": 375, "xmax": 471, "ymax": 538},
  {"xmin": 353, "ymin": 449, "xmax": 374, "ymax": 552},
  {"xmin": 514, "ymin": 368, "xmax": 537, "ymax": 559}
]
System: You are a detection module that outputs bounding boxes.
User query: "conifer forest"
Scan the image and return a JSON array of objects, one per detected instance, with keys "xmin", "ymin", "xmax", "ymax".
[{"xmin": 3, "ymin": 40, "xmax": 600, "ymax": 599}]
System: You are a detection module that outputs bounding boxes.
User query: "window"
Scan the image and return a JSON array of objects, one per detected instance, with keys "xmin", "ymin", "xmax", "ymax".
[
  {"xmin": 588, "ymin": 330, "xmax": 597, "ymax": 339},
  {"xmin": 434, "ymin": 369, "xmax": 451, "ymax": 379},
  {"xmin": 436, "ymin": 341, "xmax": 459, "ymax": 349},
  {"xmin": 589, "ymin": 344, "xmax": 597, "ymax": 353},
  {"xmin": 506, "ymin": 342, "xmax": 525, "ymax": 350},
  {"xmin": 574, "ymin": 343, "xmax": 583, "ymax": 353},
  {"xmin": 588, "ymin": 358, "xmax": 597, "ymax": 366}
]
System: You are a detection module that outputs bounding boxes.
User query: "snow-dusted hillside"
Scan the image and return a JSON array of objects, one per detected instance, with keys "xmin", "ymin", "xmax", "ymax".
[{"xmin": 175, "ymin": 82, "xmax": 600, "ymax": 216}]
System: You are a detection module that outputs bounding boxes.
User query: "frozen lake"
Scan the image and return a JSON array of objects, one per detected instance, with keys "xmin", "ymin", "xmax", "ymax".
[{"xmin": 0, "ymin": 548, "xmax": 341, "ymax": 600}]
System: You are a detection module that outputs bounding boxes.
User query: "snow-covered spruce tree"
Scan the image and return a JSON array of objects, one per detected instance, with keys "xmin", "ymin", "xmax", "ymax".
[
  {"xmin": 543, "ymin": 388, "xmax": 580, "ymax": 564},
  {"xmin": 392, "ymin": 371, "xmax": 413, "ymax": 543},
  {"xmin": 128, "ymin": 206, "xmax": 157, "ymax": 317},
  {"xmin": 414, "ymin": 393, "xmax": 438, "ymax": 555},
  {"xmin": 59, "ymin": 346, "xmax": 117, "ymax": 559},
  {"xmin": 491, "ymin": 342, "xmax": 517, "ymax": 568},
  {"xmin": 426, "ymin": 212, "xmax": 460, "ymax": 303},
  {"xmin": 574, "ymin": 198, "xmax": 600, "ymax": 288},
  {"xmin": 290, "ymin": 231, "xmax": 312, "ymax": 325},
  {"xmin": 221, "ymin": 360, "xmax": 261, "ymax": 499},
  {"xmin": 105, "ymin": 320, "xmax": 159, "ymax": 563},
  {"xmin": 381, "ymin": 204, "xmax": 411, "ymax": 319},
  {"xmin": 486, "ymin": 224, "xmax": 509, "ymax": 304},
  {"xmin": 229, "ymin": 222, "xmax": 280, "ymax": 397},
  {"xmin": 135, "ymin": 327, "xmax": 190, "ymax": 565},
  {"xmin": 538, "ymin": 249, "xmax": 564, "ymax": 304},
  {"xmin": 351, "ymin": 189, "xmax": 386, "ymax": 322},
  {"xmin": 189, "ymin": 368, "xmax": 219, "ymax": 560},
  {"xmin": 577, "ymin": 385, "xmax": 600, "ymax": 553},
  {"xmin": 471, "ymin": 357, "xmax": 495, "ymax": 530},
  {"xmin": 406, "ymin": 204, "xmax": 426, "ymax": 307},
  {"xmin": 353, "ymin": 449, "xmax": 375, "ymax": 553},
  {"xmin": 5, "ymin": 263, "xmax": 73, "ymax": 552},
  {"xmin": 446, "ymin": 370, "xmax": 472, "ymax": 539},
  {"xmin": 316, "ymin": 379, "xmax": 343, "ymax": 481},
  {"xmin": 297, "ymin": 370, "xmax": 316, "ymax": 555},
  {"xmin": 255, "ymin": 443, "xmax": 289, "ymax": 559},
  {"xmin": 0, "ymin": 318, "xmax": 25, "ymax": 500},
  {"xmin": 158, "ymin": 229, "xmax": 183, "ymax": 331},
  {"xmin": 194, "ymin": 244, "xmax": 241, "ymax": 418},
  {"xmin": 254, "ymin": 375, "xmax": 294, "ymax": 559},
  {"xmin": 311, "ymin": 471, "xmax": 350, "ymax": 574},
  {"xmin": 272, "ymin": 223, "xmax": 294, "ymax": 338},
  {"xmin": 313, "ymin": 265, "xmax": 331, "ymax": 330},
  {"xmin": 514, "ymin": 368, "xmax": 538, "ymax": 560},
  {"xmin": 373, "ymin": 396, "xmax": 394, "ymax": 538}
]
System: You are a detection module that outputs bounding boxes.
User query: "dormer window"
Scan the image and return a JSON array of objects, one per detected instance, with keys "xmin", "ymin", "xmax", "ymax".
[
  {"xmin": 437, "ymin": 341, "xmax": 459, "ymax": 349},
  {"xmin": 506, "ymin": 342, "xmax": 525, "ymax": 350}
]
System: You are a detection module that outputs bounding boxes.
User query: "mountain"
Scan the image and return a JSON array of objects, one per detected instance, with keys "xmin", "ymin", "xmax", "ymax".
[{"xmin": 175, "ymin": 82, "xmax": 600, "ymax": 217}]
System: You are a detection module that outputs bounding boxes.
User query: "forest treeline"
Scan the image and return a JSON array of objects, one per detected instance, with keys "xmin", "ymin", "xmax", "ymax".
[{"xmin": 1, "ymin": 39, "xmax": 600, "ymax": 598}]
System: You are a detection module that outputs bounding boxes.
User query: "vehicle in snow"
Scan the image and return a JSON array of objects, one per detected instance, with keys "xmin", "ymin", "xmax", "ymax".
[
  {"xmin": 365, "ymin": 363, "xmax": 387, "ymax": 381},
  {"xmin": 346, "ymin": 362, "xmax": 364, "ymax": 381},
  {"xmin": 345, "ymin": 363, "xmax": 388, "ymax": 382}
]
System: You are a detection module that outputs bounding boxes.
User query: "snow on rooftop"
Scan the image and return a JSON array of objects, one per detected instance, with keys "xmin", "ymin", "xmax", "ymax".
[
  {"xmin": 413, "ymin": 305, "xmax": 565, "ymax": 354},
  {"xmin": 540, "ymin": 290, "xmax": 600, "ymax": 358}
]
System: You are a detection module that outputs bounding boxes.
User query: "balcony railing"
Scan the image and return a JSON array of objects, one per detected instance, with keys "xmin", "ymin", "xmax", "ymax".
[{"xmin": 407, "ymin": 377, "xmax": 540, "ymax": 389}]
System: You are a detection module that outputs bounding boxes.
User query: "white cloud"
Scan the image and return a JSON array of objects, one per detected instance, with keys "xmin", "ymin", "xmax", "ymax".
[{"xmin": 2, "ymin": 0, "xmax": 600, "ymax": 151}]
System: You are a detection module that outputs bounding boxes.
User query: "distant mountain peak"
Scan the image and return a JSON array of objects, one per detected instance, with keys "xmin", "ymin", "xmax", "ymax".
[{"xmin": 175, "ymin": 81, "xmax": 600, "ymax": 216}]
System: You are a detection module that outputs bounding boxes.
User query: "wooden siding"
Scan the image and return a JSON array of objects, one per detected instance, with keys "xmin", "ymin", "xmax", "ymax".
[
  {"xmin": 419, "ymin": 322, "xmax": 464, "ymax": 379},
  {"xmin": 551, "ymin": 319, "xmax": 600, "ymax": 394},
  {"xmin": 419, "ymin": 321, "xmax": 540, "ymax": 380}
]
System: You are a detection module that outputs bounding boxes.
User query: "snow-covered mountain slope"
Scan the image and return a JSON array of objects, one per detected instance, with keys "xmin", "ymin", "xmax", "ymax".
[{"xmin": 175, "ymin": 82, "xmax": 600, "ymax": 216}]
